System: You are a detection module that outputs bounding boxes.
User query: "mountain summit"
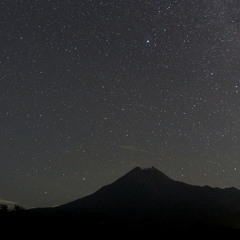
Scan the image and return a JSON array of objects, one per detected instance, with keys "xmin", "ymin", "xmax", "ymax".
[{"xmin": 119, "ymin": 166, "xmax": 172, "ymax": 181}]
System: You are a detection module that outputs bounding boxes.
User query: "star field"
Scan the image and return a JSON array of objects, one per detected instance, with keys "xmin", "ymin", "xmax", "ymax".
[{"xmin": 1, "ymin": 0, "xmax": 240, "ymax": 207}]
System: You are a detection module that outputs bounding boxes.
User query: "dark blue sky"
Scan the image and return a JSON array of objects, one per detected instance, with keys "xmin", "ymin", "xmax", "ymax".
[{"xmin": 1, "ymin": 0, "xmax": 240, "ymax": 207}]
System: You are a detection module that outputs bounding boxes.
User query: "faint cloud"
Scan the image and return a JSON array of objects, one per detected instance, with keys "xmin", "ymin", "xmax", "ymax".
[{"xmin": 0, "ymin": 198, "xmax": 18, "ymax": 206}]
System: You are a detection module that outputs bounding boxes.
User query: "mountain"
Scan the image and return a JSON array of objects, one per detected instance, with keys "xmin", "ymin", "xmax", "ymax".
[
  {"xmin": 28, "ymin": 167, "xmax": 240, "ymax": 232},
  {"xmin": 57, "ymin": 166, "xmax": 240, "ymax": 212}
]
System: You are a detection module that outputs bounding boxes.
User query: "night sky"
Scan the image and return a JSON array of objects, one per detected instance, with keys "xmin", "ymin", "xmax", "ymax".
[{"xmin": 1, "ymin": 0, "xmax": 240, "ymax": 208}]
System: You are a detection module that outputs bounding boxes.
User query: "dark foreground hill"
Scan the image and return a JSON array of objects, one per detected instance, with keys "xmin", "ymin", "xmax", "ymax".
[{"xmin": 1, "ymin": 167, "xmax": 240, "ymax": 236}]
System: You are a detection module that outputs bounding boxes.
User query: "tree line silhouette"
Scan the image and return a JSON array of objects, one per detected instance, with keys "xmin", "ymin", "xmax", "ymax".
[
  {"xmin": 0, "ymin": 204, "xmax": 27, "ymax": 232},
  {"xmin": 0, "ymin": 204, "xmax": 25, "ymax": 213}
]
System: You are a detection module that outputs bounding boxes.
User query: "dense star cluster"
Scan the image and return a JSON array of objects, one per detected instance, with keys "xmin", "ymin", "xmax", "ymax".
[{"xmin": 1, "ymin": 0, "xmax": 240, "ymax": 207}]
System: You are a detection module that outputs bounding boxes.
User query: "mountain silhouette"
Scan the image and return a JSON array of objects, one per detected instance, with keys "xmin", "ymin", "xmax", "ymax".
[{"xmin": 25, "ymin": 167, "xmax": 240, "ymax": 235}]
